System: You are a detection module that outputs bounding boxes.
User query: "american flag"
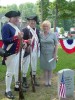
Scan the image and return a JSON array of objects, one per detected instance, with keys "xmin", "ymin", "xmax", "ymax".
[{"xmin": 59, "ymin": 72, "xmax": 66, "ymax": 98}]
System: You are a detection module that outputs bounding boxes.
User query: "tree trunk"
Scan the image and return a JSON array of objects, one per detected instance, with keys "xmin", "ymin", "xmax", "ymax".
[{"xmin": 54, "ymin": 0, "xmax": 58, "ymax": 32}]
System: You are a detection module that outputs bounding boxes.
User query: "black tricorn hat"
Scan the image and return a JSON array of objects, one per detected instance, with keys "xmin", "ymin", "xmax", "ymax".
[
  {"xmin": 5, "ymin": 11, "xmax": 21, "ymax": 18},
  {"xmin": 26, "ymin": 15, "xmax": 39, "ymax": 24}
]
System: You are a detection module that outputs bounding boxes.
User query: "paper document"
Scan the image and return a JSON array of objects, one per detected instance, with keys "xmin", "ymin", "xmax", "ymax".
[{"xmin": 48, "ymin": 58, "xmax": 54, "ymax": 63}]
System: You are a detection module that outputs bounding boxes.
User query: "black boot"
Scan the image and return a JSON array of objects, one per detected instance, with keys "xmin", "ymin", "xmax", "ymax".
[
  {"xmin": 33, "ymin": 75, "xmax": 40, "ymax": 86},
  {"xmin": 22, "ymin": 77, "xmax": 29, "ymax": 88}
]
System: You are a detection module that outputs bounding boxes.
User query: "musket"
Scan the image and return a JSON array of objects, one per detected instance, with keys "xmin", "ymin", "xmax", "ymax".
[
  {"xmin": 18, "ymin": 38, "xmax": 24, "ymax": 100},
  {"xmin": 29, "ymin": 30, "xmax": 36, "ymax": 92},
  {"xmin": 30, "ymin": 43, "xmax": 36, "ymax": 92}
]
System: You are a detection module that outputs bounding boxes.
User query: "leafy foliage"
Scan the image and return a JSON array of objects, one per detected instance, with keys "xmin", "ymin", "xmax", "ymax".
[
  {"xmin": 0, "ymin": 6, "xmax": 7, "ymax": 15},
  {"xmin": 19, "ymin": 3, "xmax": 37, "ymax": 20},
  {"xmin": 38, "ymin": 0, "xmax": 49, "ymax": 21},
  {"xmin": 60, "ymin": 27, "xmax": 64, "ymax": 34},
  {"xmin": 48, "ymin": 0, "xmax": 75, "ymax": 30},
  {"xmin": 0, "ymin": 0, "xmax": 75, "ymax": 31},
  {"xmin": 57, "ymin": 0, "xmax": 75, "ymax": 19},
  {"xmin": 7, "ymin": 4, "xmax": 18, "ymax": 11}
]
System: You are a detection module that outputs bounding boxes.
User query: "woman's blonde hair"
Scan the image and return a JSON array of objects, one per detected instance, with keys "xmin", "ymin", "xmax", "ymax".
[{"xmin": 41, "ymin": 20, "xmax": 51, "ymax": 29}]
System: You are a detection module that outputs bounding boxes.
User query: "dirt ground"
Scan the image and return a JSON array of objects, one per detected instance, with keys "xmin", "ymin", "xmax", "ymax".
[{"xmin": 0, "ymin": 73, "xmax": 75, "ymax": 100}]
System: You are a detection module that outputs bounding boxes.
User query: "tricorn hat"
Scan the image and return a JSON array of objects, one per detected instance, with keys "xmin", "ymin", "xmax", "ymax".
[
  {"xmin": 5, "ymin": 11, "xmax": 21, "ymax": 18},
  {"xmin": 26, "ymin": 15, "xmax": 39, "ymax": 24}
]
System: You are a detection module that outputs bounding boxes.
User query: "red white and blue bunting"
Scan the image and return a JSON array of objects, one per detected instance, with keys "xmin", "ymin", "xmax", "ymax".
[
  {"xmin": 59, "ymin": 39, "xmax": 75, "ymax": 54},
  {"xmin": 0, "ymin": 38, "xmax": 75, "ymax": 54}
]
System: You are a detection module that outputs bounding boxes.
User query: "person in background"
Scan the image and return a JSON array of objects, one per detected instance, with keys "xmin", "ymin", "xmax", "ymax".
[
  {"xmin": 22, "ymin": 15, "xmax": 40, "ymax": 90},
  {"xmin": 40, "ymin": 20, "xmax": 58, "ymax": 86},
  {"xmin": 1, "ymin": 11, "xmax": 27, "ymax": 99}
]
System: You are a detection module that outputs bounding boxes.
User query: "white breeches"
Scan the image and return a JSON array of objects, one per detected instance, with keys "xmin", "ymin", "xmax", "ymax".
[
  {"xmin": 5, "ymin": 50, "xmax": 24, "ymax": 92},
  {"xmin": 22, "ymin": 51, "xmax": 37, "ymax": 76},
  {"xmin": 5, "ymin": 53, "xmax": 19, "ymax": 82},
  {"xmin": 5, "ymin": 49, "xmax": 24, "ymax": 82}
]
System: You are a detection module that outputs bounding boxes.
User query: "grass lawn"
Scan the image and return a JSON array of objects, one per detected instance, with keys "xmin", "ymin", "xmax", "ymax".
[
  {"xmin": 0, "ymin": 47, "xmax": 75, "ymax": 100},
  {"xmin": 55, "ymin": 47, "xmax": 75, "ymax": 72}
]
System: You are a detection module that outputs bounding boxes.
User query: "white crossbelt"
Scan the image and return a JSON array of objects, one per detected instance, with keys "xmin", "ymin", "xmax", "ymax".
[{"xmin": 27, "ymin": 25, "xmax": 39, "ymax": 51}]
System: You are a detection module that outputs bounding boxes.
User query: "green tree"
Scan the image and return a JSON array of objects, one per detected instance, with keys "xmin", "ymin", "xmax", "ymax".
[
  {"xmin": 60, "ymin": 27, "xmax": 64, "ymax": 34},
  {"xmin": 0, "ymin": 6, "xmax": 7, "ymax": 14},
  {"xmin": 19, "ymin": 3, "xmax": 37, "ymax": 20},
  {"xmin": 57, "ymin": 0, "xmax": 75, "ymax": 19},
  {"xmin": 7, "ymin": 4, "xmax": 18, "ymax": 11},
  {"xmin": 38, "ymin": 0, "xmax": 49, "ymax": 21},
  {"xmin": 48, "ymin": 0, "xmax": 75, "ymax": 31}
]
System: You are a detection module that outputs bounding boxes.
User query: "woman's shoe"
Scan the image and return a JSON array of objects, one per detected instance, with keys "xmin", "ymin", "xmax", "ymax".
[
  {"xmin": 44, "ymin": 82, "xmax": 48, "ymax": 87},
  {"xmin": 48, "ymin": 81, "xmax": 51, "ymax": 86}
]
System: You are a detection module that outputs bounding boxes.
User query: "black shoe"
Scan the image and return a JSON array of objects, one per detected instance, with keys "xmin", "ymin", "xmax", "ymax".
[
  {"xmin": 5, "ymin": 91, "xmax": 14, "ymax": 99},
  {"xmin": 14, "ymin": 87, "xmax": 27, "ymax": 92},
  {"xmin": 33, "ymin": 75, "xmax": 40, "ymax": 86},
  {"xmin": 14, "ymin": 87, "xmax": 19, "ymax": 91},
  {"xmin": 22, "ymin": 77, "xmax": 29, "ymax": 88}
]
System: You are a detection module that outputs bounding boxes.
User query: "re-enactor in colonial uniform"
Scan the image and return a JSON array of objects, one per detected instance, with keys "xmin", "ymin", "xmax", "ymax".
[
  {"xmin": 22, "ymin": 15, "xmax": 40, "ymax": 89},
  {"xmin": 1, "ymin": 11, "xmax": 27, "ymax": 99}
]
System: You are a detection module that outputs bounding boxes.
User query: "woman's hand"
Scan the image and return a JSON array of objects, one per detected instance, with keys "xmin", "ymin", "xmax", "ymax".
[{"xmin": 53, "ymin": 54, "xmax": 58, "ymax": 60}]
